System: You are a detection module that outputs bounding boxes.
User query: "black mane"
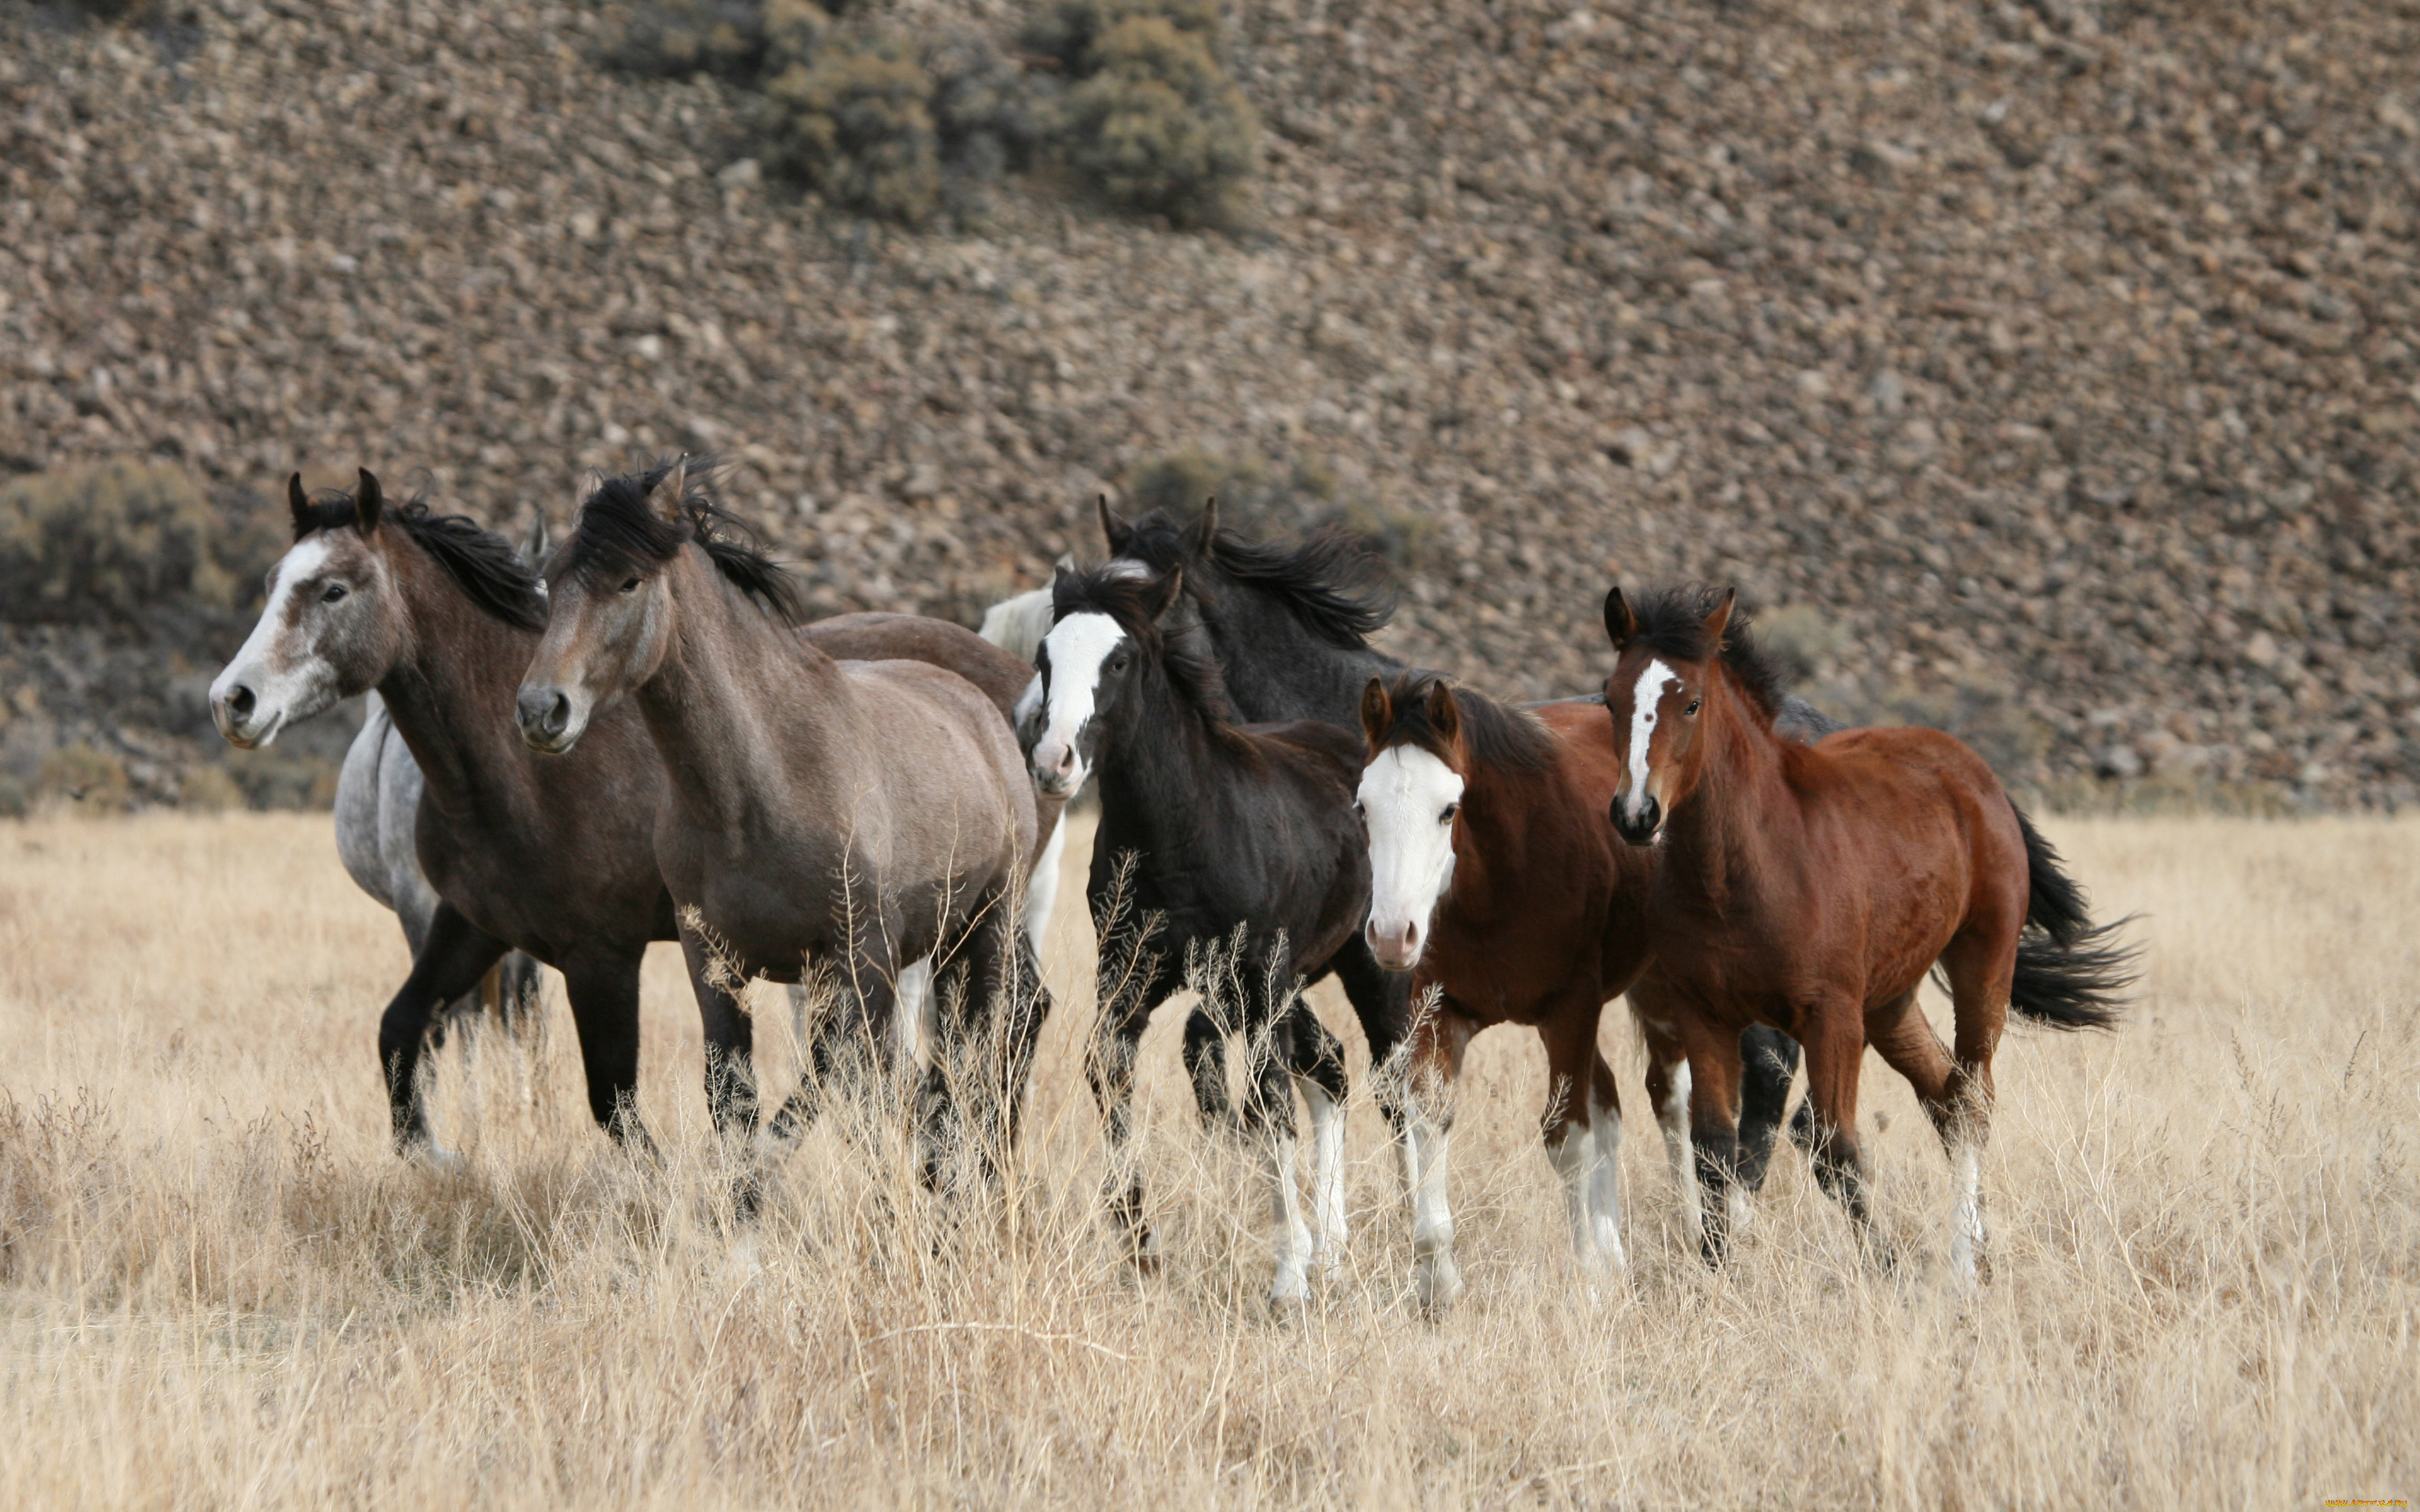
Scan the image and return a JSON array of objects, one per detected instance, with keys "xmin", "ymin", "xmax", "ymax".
[
  {"xmin": 302, "ymin": 484, "xmax": 547, "ymax": 632},
  {"xmin": 1119, "ymin": 511, "xmax": 1394, "ymax": 649},
  {"xmin": 553, "ymin": 457, "xmax": 800, "ymax": 624},
  {"xmin": 1053, "ymin": 563, "xmax": 1250, "ymax": 740},
  {"xmin": 1374, "ymin": 670, "xmax": 1559, "ymax": 771},
  {"xmin": 1620, "ymin": 585, "xmax": 1790, "ymax": 718}
]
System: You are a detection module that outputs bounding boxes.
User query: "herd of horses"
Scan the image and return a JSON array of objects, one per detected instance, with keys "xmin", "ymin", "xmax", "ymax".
[{"xmin": 207, "ymin": 459, "xmax": 2133, "ymax": 1308}]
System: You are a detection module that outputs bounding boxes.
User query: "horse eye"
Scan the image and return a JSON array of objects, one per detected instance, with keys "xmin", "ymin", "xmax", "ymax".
[
  {"xmin": 1440, "ymin": 803, "xmax": 1458, "ymax": 823},
  {"xmin": 1685, "ymin": 699, "xmax": 1701, "ymax": 716},
  {"xmin": 619, "ymin": 576, "xmax": 641, "ymax": 593},
  {"xmin": 321, "ymin": 582, "xmax": 348, "ymax": 604}
]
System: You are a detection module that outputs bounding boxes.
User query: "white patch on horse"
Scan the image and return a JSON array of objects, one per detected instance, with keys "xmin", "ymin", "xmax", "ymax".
[
  {"xmin": 1408, "ymin": 1109, "xmax": 1463, "ymax": 1310},
  {"xmin": 1301, "ymin": 1077, "xmax": 1347, "ymax": 1267},
  {"xmin": 1022, "ymin": 810, "xmax": 1066, "ymax": 954},
  {"xmin": 1030, "ymin": 612, "xmax": 1126, "ymax": 793},
  {"xmin": 1100, "ymin": 559, "xmax": 1154, "ymax": 583},
  {"xmin": 1623, "ymin": 658, "xmax": 1677, "ymax": 822},
  {"xmin": 210, "ymin": 535, "xmax": 336, "ymax": 747},
  {"xmin": 1266, "ymin": 1131, "xmax": 1315, "ymax": 1305},
  {"xmin": 1357, "ymin": 745, "xmax": 1463, "ymax": 968},
  {"xmin": 1950, "ymin": 1142, "xmax": 1984, "ymax": 1290},
  {"xmin": 1589, "ymin": 1086, "xmax": 1628, "ymax": 1271},
  {"xmin": 1657, "ymin": 1057, "xmax": 1704, "ymax": 1245},
  {"xmin": 1547, "ymin": 1117, "xmax": 1602, "ymax": 1274}
]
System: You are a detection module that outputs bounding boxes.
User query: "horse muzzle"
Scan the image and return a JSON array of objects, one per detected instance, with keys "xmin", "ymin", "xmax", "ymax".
[
  {"xmin": 1030, "ymin": 738, "xmax": 1083, "ymax": 798},
  {"xmin": 516, "ymin": 684, "xmax": 581, "ymax": 754},
  {"xmin": 209, "ymin": 677, "xmax": 280, "ymax": 749},
  {"xmin": 1610, "ymin": 793, "xmax": 1662, "ymax": 847},
  {"xmin": 1365, "ymin": 915, "xmax": 1424, "ymax": 972}
]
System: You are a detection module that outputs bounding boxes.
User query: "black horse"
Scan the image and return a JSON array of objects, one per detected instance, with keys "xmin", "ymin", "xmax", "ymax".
[
  {"xmin": 1027, "ymin": 564, "xmax": 1396, "ymax": 1304},
  {"xmin": 1098, "ymin": 498, "xmax": 1829, "ymax": 1193}
]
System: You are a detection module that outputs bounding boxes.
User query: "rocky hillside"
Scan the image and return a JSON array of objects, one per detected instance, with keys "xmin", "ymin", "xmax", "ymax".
[{"xmin": 4, "ymin": 0, "xmax": 2417, "ymax": 810}]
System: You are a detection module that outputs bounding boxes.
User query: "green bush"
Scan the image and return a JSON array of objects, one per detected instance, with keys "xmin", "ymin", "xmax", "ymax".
[
  {"xmin": 1017, "ymin": 0, "xmax": 1220, "ymax": 74},
  {"xmin": 761, "ymin": 40, "xmax": 943, "ymax": 224},
  {"xmin": 924, "ymin": 32, "xmax": 1046, "ymax": 177},
  {"xmin": 612, "ymin": 0, "xmax": 829, "ymax": 83},
  {"xmin": 1058, "ymin": 16, "xmax": 1257, "ymax": 227},
  {"xmin": 0, "ymin": 459, "xmax": 235, "ymax": 625}
]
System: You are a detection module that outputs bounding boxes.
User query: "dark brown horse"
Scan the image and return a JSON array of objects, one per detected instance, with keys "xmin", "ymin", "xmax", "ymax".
[
  {"xmin": 209, "ymin": 469, "xmax": 1048, "ymax": 1159},
  {"xmin": 1601, "ymin": 586, "xmax": 2133, "ymax": 1281},
  {"xmin": 1358, "ymin": 672, "xmax": 1714, "ymax": 1309},
  {"xmin": 517, "ymin": 461, "xmax": 1049, "ymax": 1188}
]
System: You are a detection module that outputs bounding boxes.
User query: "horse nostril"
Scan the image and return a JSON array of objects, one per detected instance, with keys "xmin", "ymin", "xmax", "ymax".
[
  {"xmin": 517, "ymin": 687, "xmax": 570, "ymax": 741},
  {"xmin": 227, "ymin": 684, "xmax": 256, "ymax": 718}
]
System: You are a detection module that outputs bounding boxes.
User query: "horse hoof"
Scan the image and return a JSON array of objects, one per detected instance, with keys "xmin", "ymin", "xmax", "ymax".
[
  {"xmin": 1412, "ymin": 1263, "xmax": 1465, "ymax": 1317},
  {"xmin": 410, "ymin": 1142, "xmax": 466, "ymax": 1175}
]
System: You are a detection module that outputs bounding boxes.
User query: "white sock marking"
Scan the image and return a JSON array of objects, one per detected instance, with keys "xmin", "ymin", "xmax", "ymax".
[{"xmin": 1301, "ymin": 1078, "xmax": 1347, "ymax": 1266}]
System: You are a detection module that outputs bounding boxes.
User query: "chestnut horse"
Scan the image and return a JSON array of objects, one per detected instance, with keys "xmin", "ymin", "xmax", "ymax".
[
  {"xmin": 518, "ymin": 461, "xmax": 1049, "ymax": 1190},
  {"xmin": 1357, "ymin": 672, "xmax": 1714, "ymax": 1309},
  {"xmin": 1601, "ymin": 586, "xmax": 2132, "ymax": 1281}
]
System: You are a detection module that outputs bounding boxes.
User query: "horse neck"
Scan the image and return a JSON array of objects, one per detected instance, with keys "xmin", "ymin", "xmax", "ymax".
[
  {"xmin": 1661, "ymin": 679, "xmax": 1794, "ymax": 906},
  {"xmin": 638, "ymin": 548, "xmax": 842, "ymax": 826},
  {"xmin": 372, "ymin": 536, "xmax": 539, "ymax": 825},
  {"xmin": 1093, "ymin": 648, "xmax": 1233, "ymax": 850},
  {"xmin": 1198, "ymin": 585, "xmax": 1396, "ymax": 726}
]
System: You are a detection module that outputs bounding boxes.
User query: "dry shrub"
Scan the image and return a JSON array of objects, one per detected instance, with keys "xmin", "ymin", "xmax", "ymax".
[
  {"xmin": 1057, "ymin": 13, "xmax": 1257, "ymax": 227},
  {"xmin": 176, "ymin": 764, "xmax": 244, "ymax": 813},
  {"xmin": 0, "ymin": 459, "xmax": 234, "ymax": 625},
  {"xmin": 609, "ymin": 0, "xmax": 829, "ymax": 83},
  {"xmin": 34, "ymin": 743, "xmax": 130, "ymax": 813},
  {"xmin": 761, "ymin": 38, "xmax": 944, "ymax": 224}
]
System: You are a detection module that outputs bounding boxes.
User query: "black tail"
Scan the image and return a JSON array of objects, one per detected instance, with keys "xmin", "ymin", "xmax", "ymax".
[{"xmin": 2007, "ymin": 804, "xmax": 2136, "ymax": 1031}]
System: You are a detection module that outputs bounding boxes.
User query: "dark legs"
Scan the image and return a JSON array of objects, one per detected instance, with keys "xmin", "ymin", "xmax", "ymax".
[
  {"xmin": 1734, "ymin": 1026, "xmax": 1803, "ymax": 1193},
  {"xmin": 1085, "ymin": 966, "xmax": 1172, "ymax": 1269},
  {"xmin": 377, "ymin": 902, "xmax": 509, "ymax": 1155},
  {"xmin": 557, "ymin": 953, "xmax": 654, "ymax": 1152},
  {"xmin": 921, "ymin": 899, "xmax": 1054, "ymax": 1192}
]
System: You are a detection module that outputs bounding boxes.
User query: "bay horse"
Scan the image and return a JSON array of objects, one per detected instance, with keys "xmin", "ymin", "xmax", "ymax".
[
  {"xmin": 210, "ymin": 468, "xmax": 1051, "ymax": 1160},
  {"xmin": 1357, "ymin": 671, "xmax": 1707, "ymax": 1308},
  {"xmin": 1601, "ymin": 585, "xmax": 2133, "ymax": 1281},
  {"xmin": 516, "ymin": 460, "xmax": 1049, "ymax": 1190},
  {"xmin": 1026, "ymin": 562, "xmax": 1390, "ymax": 1304},
  {"xmin": 1096, "ymin": 499, "xmax": 1819, "ymax": 1201}
]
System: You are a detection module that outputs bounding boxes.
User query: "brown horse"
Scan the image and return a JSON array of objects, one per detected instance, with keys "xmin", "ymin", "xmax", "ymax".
[
  {"xmin": 517, "ymin": 461, "xmax": 1048, "ymax": 1188},
  {"xmin": 1357, "ymin": 673, "xmax": 1710, "ymax": 1309},
  {"xmin": 209, "ymin": 469, "xmax": 1048, "ymax": 1160},
  {"xmin": 1600, "ymin": 585, "xmax": 2132, "ymax": 1281}
]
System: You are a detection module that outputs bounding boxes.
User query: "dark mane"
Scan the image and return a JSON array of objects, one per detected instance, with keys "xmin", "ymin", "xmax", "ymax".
[
  {"xmin": 1053, "ymin": 563, "xmax": 1252, "ymax": 744},
  {"xmin": 1621, "ymin": 585, "xmax": 1790, "ymax": 718},
  {"xmin": 553, "ymin": 457, "xmax": 800, "ymax": 624},
  {"xmin": 1119, "ymin": 510, "xmax": 1394, "ymax": 649},
  {"xmin": 302, "ymin": 484, "xmax": 547, "ymax": 632},
  {"xmin": 1372, "ymin": 670, "xmax": 1559, "ymax": 771}
]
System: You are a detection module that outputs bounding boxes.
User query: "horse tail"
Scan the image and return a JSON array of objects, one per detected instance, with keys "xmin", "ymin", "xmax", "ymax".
[{"xmin": 2005, "ymin": 803, "xmax": 2136, "ymax": 1031}]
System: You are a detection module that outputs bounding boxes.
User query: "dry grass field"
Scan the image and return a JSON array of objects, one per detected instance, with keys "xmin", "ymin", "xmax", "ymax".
[{"xmin": 0, "ymin": 810, "xmax": 2413, "ymax": 1508}]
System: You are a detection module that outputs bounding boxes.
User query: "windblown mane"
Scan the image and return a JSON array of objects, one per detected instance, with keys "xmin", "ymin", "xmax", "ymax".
[
  {"xmin": 1118, "ymin": 510, "xmax": 1394, "ymax": 649},
  {"xmin": 1053, "ymin": 563, "xmax": 1252, "ymax": 748},
  {"xmin": 553, "ymin": 457, "xmax": 800, "ymax": 624},
  {"xmin": 1372, "ymin": 670, "xmax": 1559, "ymax": 771},
  {"xmin": 1621, "ymin": 585, "xmax": 1790, "ymax": 718},
  {"xmin": 300, "ymin": 484, "xmax": 547, "ymax": 632}
]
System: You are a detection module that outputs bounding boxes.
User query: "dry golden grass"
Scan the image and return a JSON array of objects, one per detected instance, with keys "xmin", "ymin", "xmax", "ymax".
[{"xmin": 0, "ymin": 810, "xmax": 2413, "ymax": 1508}]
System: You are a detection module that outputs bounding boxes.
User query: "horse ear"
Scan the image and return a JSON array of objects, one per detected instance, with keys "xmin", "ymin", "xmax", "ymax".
[
  {"xmin": 1702, "ymin": 587, "xmax": 1737, "ymax": 651},
  {"xmin": 575, "ymin": 468, "xmax": 605, "ymax": 513},
  {"xmin": 1097, "ymin": 495, "xmax": 1134, "ymax": 553},
  {"xmin": 1425, "ymin": 679, "xmax": 1461, "ymax": 746},
  {"xmin": 287, "ymin": 474, "xmax": 313, "ymax": 540},
  {"xmin": 648, "ymin": 457, "xmax": 689, "ymax": 525},
  {"xmin": 1359, "ymin": 676, "xmax": 1392, "ymax": 749},
  {"xmin": 354, "ymin": 469, "xmax": 384, "ymax": 535},
  {"xmin": 1185, "ymin": 495, "xmax": 1219, "ymax": 553},
  {"xmin": 1146, "ymin": 565, "xmax": 1185, "ymax": 622},
  {"xmin": 1603, "ymin": 585, "xmax": 1639, "ymax": 647},
  {"xmin": 519, "ymin": 514, "xmax": 551, "ymax": 567}
]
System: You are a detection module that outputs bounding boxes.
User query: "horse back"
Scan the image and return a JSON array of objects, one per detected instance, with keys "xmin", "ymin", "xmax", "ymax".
[
  {"xmin": 836, "ymin": 658, "xmax": 1039, "ymax": 867},
  {"xmin": 804, "ymin": 613, "xmax": 1035, "ymax": 726}
]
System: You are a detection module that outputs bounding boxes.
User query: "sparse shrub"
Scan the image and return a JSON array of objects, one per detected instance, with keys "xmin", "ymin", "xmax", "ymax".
[
  {"xmin": 924, "ymin": 31, "xmax": 1047, "ymax": 178},
  {"xmin": 611, "ymin": 0, "xmax": 831, "ymax": 82},
  {"xmin": 1756, "ymin": 604, "xmax": 1848, "ymax": 684},
  {"xmin": 0, "ymin": 459, "xmax": 234, "ymax": 625},
  {"xmin": 761, "ymin": 38, "xmax": 943, "ymax": 223},
  {"xmin": 1057, "ymin": 15, "xmax": 1257, "ymax": 226},
  {"xmin": 36, "ymin": 743, "xmax": 130, "ymax": 814},
  {"xmin": 1016, "ymin": 0, "xmax": 1219, "ymax": 74},
  {"xmin": 179, "ymin": 764, "xmax": 244, "ymax": 813},
  {"xmin": 0, "ymin": 775, "xmax": 26, "ymax": 820}
]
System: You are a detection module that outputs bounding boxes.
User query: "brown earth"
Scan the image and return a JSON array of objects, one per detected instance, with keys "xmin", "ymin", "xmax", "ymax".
[{"xmin": 4, "ymin": 0, "xmax": 2418, "ymax": 808}]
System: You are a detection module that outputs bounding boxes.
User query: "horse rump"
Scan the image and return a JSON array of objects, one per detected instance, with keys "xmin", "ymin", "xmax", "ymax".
[{"xmin": 2007, "ymin": 801, "xmax": 2137, "ymax": 1031}]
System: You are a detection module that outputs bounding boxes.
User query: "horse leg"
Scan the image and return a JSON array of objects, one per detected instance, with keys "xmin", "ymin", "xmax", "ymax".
[
  {"xmin": 771, "ymin": 930, "xmax": 901, "ymax": 1147},
  {"xmin": 679, "ymin": 931, "xmax": 759, "ymax": 1142},
  {"xmin": 1404, "ymin": 995, "xmax": 1477, "ymax": 1313},
  {"xmin": 377, "ymin": 903, "xmax": 509, "ymax": 1160},
  {"xmin": 924, "ymin": 895, "xmax": 1052, "ymax": 1191},
  {"xmin": 1180, "ymin": 1007, "xmax": 1236, "ymax": 1131},
  {"xmin": 1630, "ymin": 985, "xmax": 1705, "ymax": 1251},
  {"xmin": 1022, "ymin": 810, "xmax": 1067, "ymax": 956},
  {"xmin": 1281, "ymin": 998, "xmax": 1350, "ymax": 1271},
  {"xmin": 1799, "ymin": 1002, "xmax": 1886, "ymax": 1265},
  {"xmin": 1931, "ymin": 931, "xmax": 2015, "ymax": 1288},
  {"xmin": 1241, "ymin": 1002, "xmax": 1315, "ymax": 1307},
  {"xmin": 1539, "ymin": 1000, "xmax": 1622, "ymax": 1278},
  {"xmin": 556, "ymin": 953, "xmax": 654, "ymax": 1155},
  {"xmin": 1735, "ymin": 1026, "xmax": 1803, "ymax": 1193},
  {"xmin": 1085, "ymin": 971, "xmax": 1172, "ymax": 1269},
  {"xmin": 497, "ymin": 951, "xmax": 546, "ymax": 1113},
  {"xmin": 1330, "ymin": 934, "xmax": 1415, "ymax": 1210},
  {"xmin": 1679, "ymin": 1019, "xmax": 1747, "ymax": 1265},
  {"xmin": 1587, "ymin": 1049, "xmax": 1628, "ymax": 1273}
]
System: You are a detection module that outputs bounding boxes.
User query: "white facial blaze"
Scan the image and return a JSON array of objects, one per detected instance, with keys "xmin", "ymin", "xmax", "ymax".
[
  {"xmin": 1030, "ymin": 612, "xmax": 1126, "ymax": 791},
  {"xmin": 1623, "ymin": 658, "xmax": 1678, "ymax": 820},
  {"xmin": 210, "ymin": 536, "xmax": 337, "ymax": 747},
  {"xmin": 1357, "ymin": 746, "xmax": 1464, "ymax": 965}
]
